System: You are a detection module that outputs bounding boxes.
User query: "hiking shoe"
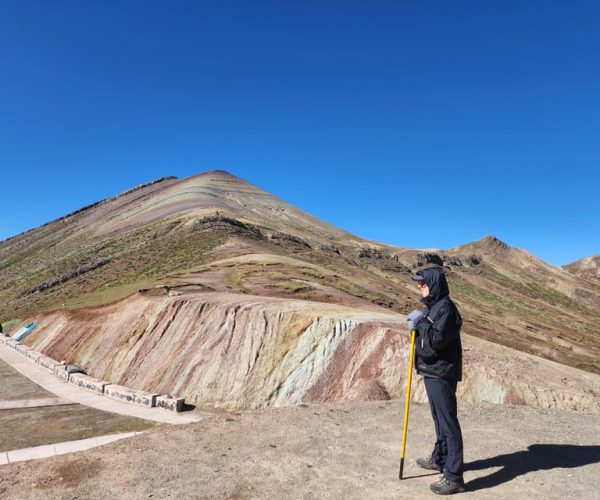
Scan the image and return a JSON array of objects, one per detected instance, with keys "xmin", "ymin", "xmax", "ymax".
[
  {"xmin": 416, "ymin": 457, "xmax": 443, "ymax": 472},
  {"xmin": 430, "ymin": 476, "xmax": 466, "ymax": 495}
]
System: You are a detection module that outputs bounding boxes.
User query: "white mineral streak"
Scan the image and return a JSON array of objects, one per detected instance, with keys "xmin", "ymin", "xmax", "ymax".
[{"xmin": 264, "ymin": 317, "xmax": 353, "ymax": 407}]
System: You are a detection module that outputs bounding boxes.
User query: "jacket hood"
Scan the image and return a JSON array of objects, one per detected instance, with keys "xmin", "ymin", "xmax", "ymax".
[{"xmin": 418, "ymin": 267, "xmax": 449, "ymax": 305}]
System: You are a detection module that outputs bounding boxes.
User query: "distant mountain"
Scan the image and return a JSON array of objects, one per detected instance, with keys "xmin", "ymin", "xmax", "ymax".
[
  {"xmin": 1, "ymin": 170, "xmax": 599, "ymax": 381},
  {"xmin": 563, "ymin": 255, "xmax": 600, "ymax": 281}
]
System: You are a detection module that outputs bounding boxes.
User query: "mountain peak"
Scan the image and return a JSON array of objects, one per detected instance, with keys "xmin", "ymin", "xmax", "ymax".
[
  {"xmin": 479, "ymin": 235, "xmax": 510, "ymax": 250},
  {"xmin": 197, "ymin": 169, "xmax": 239, "ymax": 179},
  {"xmin": 451, "ymin": 235, "xmax": 512, "ymax": 255},
  {"xmin": 186, "ymin": 170, "xmax": 248, "ymax": 184}
]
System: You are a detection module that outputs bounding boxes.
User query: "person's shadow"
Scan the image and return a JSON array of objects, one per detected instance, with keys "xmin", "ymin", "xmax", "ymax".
[{"xmin": 466, "ymin": 444, "xmax": 600, "ymax": 491}]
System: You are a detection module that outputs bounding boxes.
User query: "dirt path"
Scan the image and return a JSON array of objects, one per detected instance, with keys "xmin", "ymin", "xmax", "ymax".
[
  {"xmin": 0, "ymin": 343, "xmax": 202, "ymax": 425},
  {"xmin": 1, "ymin": 400, "xmax": 598, "ymax": 499}
]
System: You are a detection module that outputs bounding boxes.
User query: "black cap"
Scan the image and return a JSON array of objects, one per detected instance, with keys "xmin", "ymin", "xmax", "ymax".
[{"xmin": 411, "ymin": 273, "xmax": 425, "ymax": 281}]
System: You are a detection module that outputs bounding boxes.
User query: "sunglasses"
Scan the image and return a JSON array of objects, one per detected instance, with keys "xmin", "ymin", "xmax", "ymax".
[{"xmin": 417, "ymin": 281, "xmax": 428, "ymax": 288}]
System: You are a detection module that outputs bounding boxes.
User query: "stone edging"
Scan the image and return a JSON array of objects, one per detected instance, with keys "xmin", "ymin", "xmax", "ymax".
[{"xmin": 0, "ymin": 334, "xmax": 184, "ymax": 413}]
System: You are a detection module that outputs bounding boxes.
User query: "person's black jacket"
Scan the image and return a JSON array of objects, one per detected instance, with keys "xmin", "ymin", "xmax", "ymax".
[{"xmin": 413, "ymin": 267, "xmax": 463, "ymax": 381}]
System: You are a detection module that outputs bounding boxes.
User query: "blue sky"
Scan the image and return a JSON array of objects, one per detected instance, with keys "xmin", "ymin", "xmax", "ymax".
[{"xmin": 1, "ymin": 1, "xmax": 598, "ymax": 266}]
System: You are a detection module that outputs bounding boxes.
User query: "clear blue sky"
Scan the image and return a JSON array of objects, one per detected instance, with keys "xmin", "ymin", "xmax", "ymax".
[{"xmin": 1, "ymin": 1, "xmax": 598, "ymax": 266}]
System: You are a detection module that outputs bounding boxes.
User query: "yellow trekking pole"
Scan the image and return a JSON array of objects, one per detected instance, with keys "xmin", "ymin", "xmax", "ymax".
[{"xmin": 399, "ymin": 328, "xmax": 417, "ymax": 480}]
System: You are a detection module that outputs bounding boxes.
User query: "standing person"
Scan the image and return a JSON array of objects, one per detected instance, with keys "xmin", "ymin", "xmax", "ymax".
[{"xmin": 406, "ymin": 266, "xmax": 465, "ymax": 495}]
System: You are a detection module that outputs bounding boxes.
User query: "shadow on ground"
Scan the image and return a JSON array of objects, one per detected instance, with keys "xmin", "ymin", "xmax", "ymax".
[{"xmin": 466, "ymin": 444, "xmax": 600, "ymax": 491}]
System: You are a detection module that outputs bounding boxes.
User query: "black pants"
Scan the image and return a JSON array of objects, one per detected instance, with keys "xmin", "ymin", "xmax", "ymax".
[{"xmin": 424, "ymin": 377, "xmax": 464, "ymax": 481}]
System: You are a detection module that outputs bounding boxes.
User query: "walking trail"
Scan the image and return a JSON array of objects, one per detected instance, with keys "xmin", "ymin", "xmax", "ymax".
[{"xmin": 0, "ymin": 342, "xmax": 205, "ymax": 424}]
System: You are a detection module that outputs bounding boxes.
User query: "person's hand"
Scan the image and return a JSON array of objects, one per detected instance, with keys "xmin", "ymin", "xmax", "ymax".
[{"xmin": 406, "ymin": 310, "xmax": 423, "ymax": 331}]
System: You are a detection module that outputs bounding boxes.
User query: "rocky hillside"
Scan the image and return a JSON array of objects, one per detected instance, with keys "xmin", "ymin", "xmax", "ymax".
[
  {"xmin": 564, "ymin": 255, "xmax": 600, "ymax": 282},
  {"xmin": 22, "ymin": 291, "xmax": 600, "ymax": 412},
  {"xmin": 447, "ymin": 236, "xmax": 600, "ymax": 374},
  {"xmin": 1, "ymin": 169, "xmax": 599, "ymax": 408}
]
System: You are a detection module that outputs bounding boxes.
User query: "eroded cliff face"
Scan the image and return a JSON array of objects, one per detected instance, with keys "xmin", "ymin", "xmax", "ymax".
[
  {"xmin": 24, "ymin": 293, "xmax": 405, "ymax": 409},
  {"xmin": 22, "ymin": 292, "xmax": 600, "ymax": 412}
]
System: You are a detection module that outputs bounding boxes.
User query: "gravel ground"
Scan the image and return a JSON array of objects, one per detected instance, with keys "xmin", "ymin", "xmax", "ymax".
[{"xmin": 1, "ymin": 400, "xmax": 598, "ymax": 499}]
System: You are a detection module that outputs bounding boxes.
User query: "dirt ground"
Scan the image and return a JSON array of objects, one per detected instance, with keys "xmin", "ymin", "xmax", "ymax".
[
  {"xmin": 1, "ymin": 400, "xmax": 598, "ymax": 499},
  {"xmin": 0, "ymin": 360, "xmax": 154, "ymax": 452},
  {"xmin": 0, "ymin": 359, "xmax": 54, "ymax": 401},
  {"xmin": 0, "ymin": 405, "xmax": 155, "ymax": 452}
]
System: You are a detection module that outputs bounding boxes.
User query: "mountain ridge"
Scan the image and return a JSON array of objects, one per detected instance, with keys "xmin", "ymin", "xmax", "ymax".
[
  {"xmin": 1, "ymin": 171, "xmax": 592, "ymax": 266},
  {"xmin": 564, "ymin": 254, "xmax": 600, "ymax": 282},
  {"xmin": 1, "ymin": 170, "xmax": 599, "ymax": 383}
]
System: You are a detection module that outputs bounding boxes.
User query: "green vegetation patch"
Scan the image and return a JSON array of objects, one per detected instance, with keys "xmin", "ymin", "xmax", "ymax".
[
  {"xmin": 449, "ymin": 280, "xmax": 523, "ymax": 313},
  {"xmin": 526, "ymin": 279, "xmax": 594, "ymax": 314},
  {"xmin": 0, "ymin": 221, "xmax": 227, "ymax": 318},
  {"xmin": 0, "ymin": 319, "xmax": 22, "ymax": 334},
  {"xmin": 263, "ymin": 279, "xmax": 313, "ymax": 294},
  {"xmin": 226, "ymin": 270, "xmax": 250, "ymax": 293},
  {"xmin": 332, "ymin": 277, "xmax": 397, "ymax": 308}
]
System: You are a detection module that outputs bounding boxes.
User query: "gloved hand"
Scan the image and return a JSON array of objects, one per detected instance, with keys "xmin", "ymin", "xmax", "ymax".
[{"xmin": 406, "ymin": 310, "xmax": 423, "ymax": 331}]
